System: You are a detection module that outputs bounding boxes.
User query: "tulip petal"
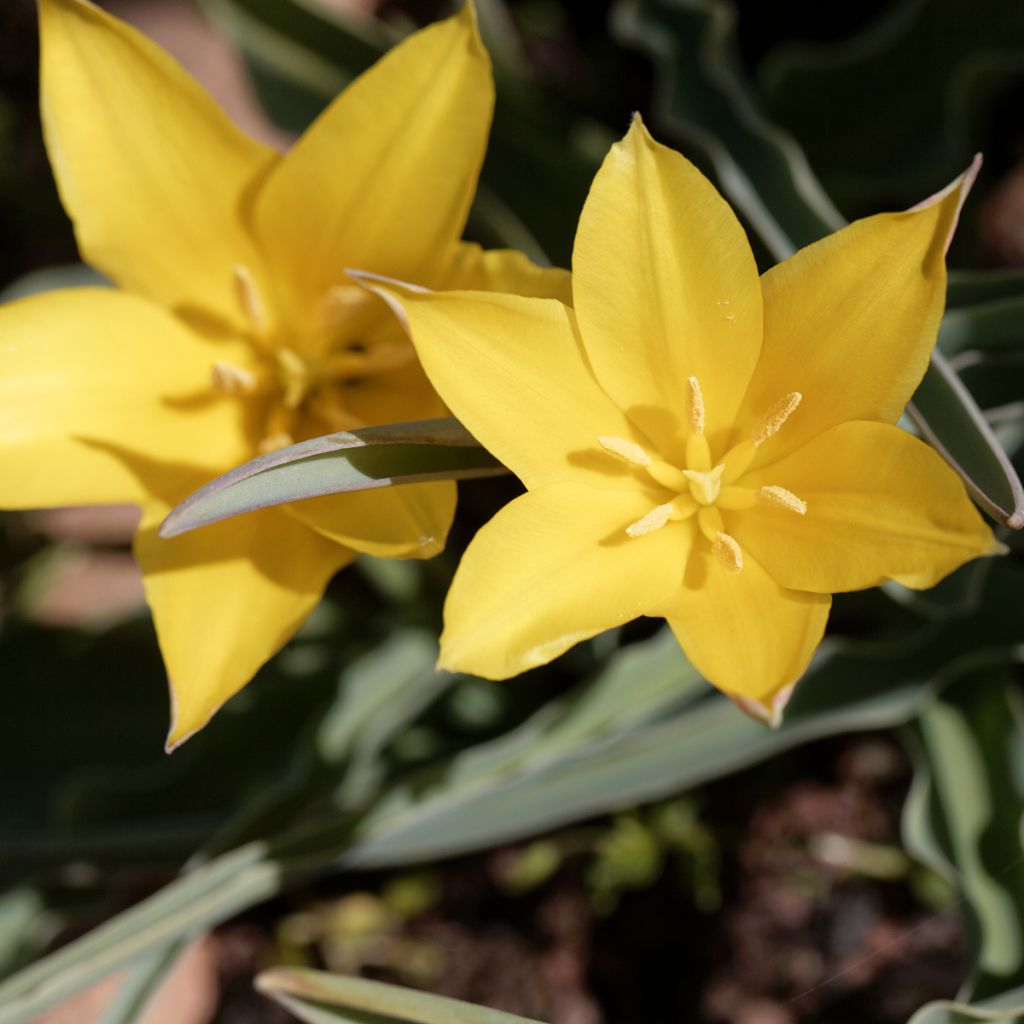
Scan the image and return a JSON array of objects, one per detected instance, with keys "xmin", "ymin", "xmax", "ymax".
[
  {"xmin": 736, "ymin": 163, "xmax": 977, "ymax": 459},
  {"xmin": 445, "ymin": 242, "xmax": 572, "ymax": 304},
  {"xmin": 135, "ymin": 501, "xmax": 354, "ymax": 750},
  {"xmin": 439, "ymin": 481, "xmax": 690, "ymax": 679},
  {"xmin": 286, "ymin": 482, "xmax": 456, "ymax": 559},
  {"xmin": 255, "ymin": 4, "xmax": 492, "ymax": 329},
  {"xmin": 0, "ymin": 289, "xmax": 253, "ymax": 508},
  {"xmin": 39, "ymin": 0, "xmax": 275, "ymax": 327},
  {"xmin": 660, "ymin": 548, "xmax": 830, "ymax": 707},
  {"xmin": 355, "ymin": 279, "xmax": 650, "ymax": 490},
  {"xmin": 735, "ymin": 421, "xmax": 996, "ymax": 593},
  {"xmin": 571, "ymin": 117, "xmax": 763, "ymax": 459}
]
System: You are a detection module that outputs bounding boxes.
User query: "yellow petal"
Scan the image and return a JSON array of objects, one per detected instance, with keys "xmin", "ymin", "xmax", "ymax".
[
  {"xmin": 571, "ymin": 117, "xmax": 762, "ymax": 458},
  {"xmin": 736, "ymin": 161, "xmax": 978, "ymax": 458},
  {"xmin": 735, "ymin": 420, "xmax": 996, "ymax": 592},
  {"xmin": 39, "ymin": 0, "xmax": 276, "ymax": 326},
  {"xmin": 440, "ymin": 481, "xmax": 691, "ymax": 678},
  {"xmin": 0, "ymin": 289, "xmax": 252, "ymax": 508},
  {"xmin": 660, "ymin": 547, "xmax": 830, "ymax": 706},
  {"xmin": 356, "ymin": 279, "xmax": 648, "ymax": 490},
  {"xmin": 255, "ymin": 3, "xmax": 492, "ymax": 329},
  {"xmin": 444, "ymin": 242, "xmax": 572, "ymax": 304},
  {"xmin": 286, "ymin": 482, "xmax": 456, "ymax": 559},
  {"xmin": 135, "ymin": 501, "xmax": 354, "ymax": 750}
]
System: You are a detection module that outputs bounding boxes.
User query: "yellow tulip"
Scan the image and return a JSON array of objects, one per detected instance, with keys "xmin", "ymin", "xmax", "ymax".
[
  {"xmin": 359, "ymin": 117, "xmax": 998, "ymax": 723},
  {"xmin": 0, "ymin": 0, "xmax": 568, "ymax": 748}
]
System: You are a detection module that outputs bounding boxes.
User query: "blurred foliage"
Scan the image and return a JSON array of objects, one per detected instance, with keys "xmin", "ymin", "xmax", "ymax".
[{"xmin": 0, "ymin": 0, "xmax": 1024, "ymax": 1022}]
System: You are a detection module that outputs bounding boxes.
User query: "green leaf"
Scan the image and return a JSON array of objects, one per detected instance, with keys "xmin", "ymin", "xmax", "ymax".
[
  {"xmin": 256, "ymin": 968, "xmax": 547, "ymax": 1024},
  {"xmin": 939, "ymin": 295, "xmax": 1024, "ymax": 355},
  {"xmin": 907, "ymin": 350, "xmax": 1024, "ymax": 527},
  {"xmin": 159, "ymin": 418, "xmax": 504, "ymax": 539},
  {"xmin": 0, "ymin": 263, "xmax": 107, "ymax": 303},
  {"xmin": 903, "ymin": 672, "xmax": 1024, "ymax": 1020}
]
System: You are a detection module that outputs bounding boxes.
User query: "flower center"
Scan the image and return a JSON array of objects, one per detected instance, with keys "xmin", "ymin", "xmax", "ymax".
[
  {"xmin": 597, "ymin": 375, "xmax": 807, "ymax": 573},
  {"xmin": 211, "ymin": 266, "xmax": 415, "ymax": 453}
]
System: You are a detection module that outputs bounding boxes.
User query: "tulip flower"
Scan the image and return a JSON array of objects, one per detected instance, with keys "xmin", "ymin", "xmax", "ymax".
[
  {"xmin": 360, "ymin": 117, "xmax": 997, "ymax": 722},
  {"xmin": 0, "ymin": 0, "xmax": 567, "ymax": 748}
]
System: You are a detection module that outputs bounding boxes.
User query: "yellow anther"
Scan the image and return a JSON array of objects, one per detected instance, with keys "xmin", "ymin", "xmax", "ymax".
[
  {"xmin": 755, "ymin": 391, "xmax": 802, "ymax": 446},
  {"xmin": 759, "ymin": 485, "xmax": 807, "ymax": 515},
  {"xmin": 233, "ymin": 265, "xmax": 266, "ymax": 332},
  {"xmin": 712, "ymin": 531, "xmax": 743, "ymax": 573},
  {"xmin": 211, "ymin": 360, "xmax": 260, "ymax": 396},
  {"xmin": 599, "ymin": 435, "xmax": 652, "ymax": 467},
  {"xmin": 697, "ymin": 505, "xmax": 724, "ymax": 541},
  {"xmin": 687, "ymin": 375, "xmax": 705, "ymax": 434},
  {"xmin": 626, "ymin": 503, "xmax": 674, "ymax": 538},
  {"xmin": 683, "ymin": 464, "xmax": 725, "ymax": 506},
  {"xmin": 717, "ymin": 486, "xmax": 757, "ymax": 511}
]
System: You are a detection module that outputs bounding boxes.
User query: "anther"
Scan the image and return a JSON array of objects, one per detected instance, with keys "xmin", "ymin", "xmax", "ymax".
[
  {"xmin": 259, "ymin": 432, "xmax": 294, "ymax": 454},
  {"xmin": 759, "ymin": 485, "xmax": 807, "ymax": 515},
  {"xmin": 626, "ymin": 503, "xmax": 673, "ymax": 538},
  {"xmin": 599, "ymin": 436, "xmax": 651, "ymax": 467},
  {"xmin": 319, "ymin": 284, "xmax": 377, "ymax": 333},
  {"xmin": 755, "ymin": 392, "xmax": 802, "ymax": 447},
  {"xmin": 687, "ymin": 376, "xmax": 706, "ymax": 434},
  {"xmin": 233, "ymin": 265, "xmax": 267, "ymax": 332},
  {"xmin": 276, "ymin": 347, "xmax": 310, "ymax": 410},
  {"xmin": 712, "ymin": 532, "xmax": 743, "ymax": 573},
  {"xmin": 211, "ymin": 360, "xmax": 259, "ymax": 396}
]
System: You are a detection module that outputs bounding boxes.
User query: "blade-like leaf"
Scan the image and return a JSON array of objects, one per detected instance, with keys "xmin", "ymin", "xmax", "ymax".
[
  {"xmin": 908, "ymin": 350, "xmax": 1024, "ymax": 527},
  {"xmin": 903, "ymin": 672, "xmax": 1024, "ymax": 1011},
  {"xmin": 257, "ymin": 968, "xmax": 547, "ymax": 1024},
  {"xmin": 159, "ymin": 418, "xmax": 504, "ymax": 538}
]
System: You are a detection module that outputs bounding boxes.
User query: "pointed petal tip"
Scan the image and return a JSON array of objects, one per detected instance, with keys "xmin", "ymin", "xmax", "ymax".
[
  {"xmin": 727, "ymin": 681, "xmax": 796, "ymax": 729},
  {"xmin": 164, "ymin": 679, "xmax": 217, "ymax": 753},
  {"xmin": 345, "ymin": 269, "xmax": 433, "ymax": 332},
  {"xmin": 909, "ymin": 152, "xmax": 983, "ymax": 256}
]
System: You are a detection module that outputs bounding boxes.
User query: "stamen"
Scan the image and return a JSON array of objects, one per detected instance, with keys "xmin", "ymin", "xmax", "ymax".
[
  {"xmin": 759, "ymin": 485, "xmax": 807, "ymax": 515},
  {"xmin": 712, "ymin": 532, "xmax": 743, "ymax": 573},
  {"xmin": 697, "ymin": 505, "xmax": 724, "ymax": 542},
  {"xmin": 233, "ymin": 265, "xmax": 266, "ymax": 332},
  {"xmin": 717, "ymin": 486, "xmax": 757, "ymax": 511},
  {"xmin": 599, "ymin": 436, "xmax": 651, "ymax": 467},
  {"xmin": 646, "ymin": 460, "xmax": 689, "ymax": 492},
  {"xmin": 687, "ymin": 375, "xmax": 705, "ymax": 434},
  {"xmin": 626, "ymin": 503, "xmax": 673, "ymax": 537},
  {"xmin": 211, "ymin": 360, "xmax": 260, "ymax": 396},
  {"xmin": 755, "ymin": 392, "xmax": 802, "ymax": 447},
  {"xmin": 318, "ymin": 284, "xmax": 377, "ymax": 333}
]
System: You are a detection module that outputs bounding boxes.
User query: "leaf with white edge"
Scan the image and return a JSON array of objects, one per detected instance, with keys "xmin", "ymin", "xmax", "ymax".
[
  {"xmin": 907, "ymin": 350, "xmax": 1024, "ymax": 529},
  {"xmin": 903, "ymin": 672, "xmax": 1024, "ymax": 1020},
  {"xmin": 256, "ymin": 969, "xmax": 548, "ymax": 1024},
  {"xmin": 159, "ymin": 418, "xmax": 505, "ymax": 538}
]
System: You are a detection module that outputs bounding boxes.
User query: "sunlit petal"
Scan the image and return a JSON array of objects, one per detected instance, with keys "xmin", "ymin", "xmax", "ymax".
[
  {"xmin": 39, "ymin": 0, "xmax": 276, "ymax": 326},
  {"xmin": 736, "ymin": 163, "xmax": 978, "ymax": 458},
  {"xmin": 440, "ymin": 481, "xmax": 690, "ymax": 678},
  {"xmin": 572, "ymin": 116, "xmax": 762, "ymax": 459},
  {"xmin": 444, "ymin": 242, "xmax": 572, "ymax": 304},
  {"xmin": 255, "ymin": 3, "xmax": 492, "ymax": 329},
  {"xmin": 659, "ymin": 546, "xmax": 830, "ymax": 709},
  {"xmin": 0, "ymin": 289, "xmax": 253, "ymax": 508},
  {"xmin": 135, "ymin": 501, "xmax": 354, "ymax": 750},
  {"xmin": 356, "ymin": 279, "xmax": 648, "ymax": 490},
  {"xmin": 735, "ymin": 421, "xmax": 996, "ymax": 592}
]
